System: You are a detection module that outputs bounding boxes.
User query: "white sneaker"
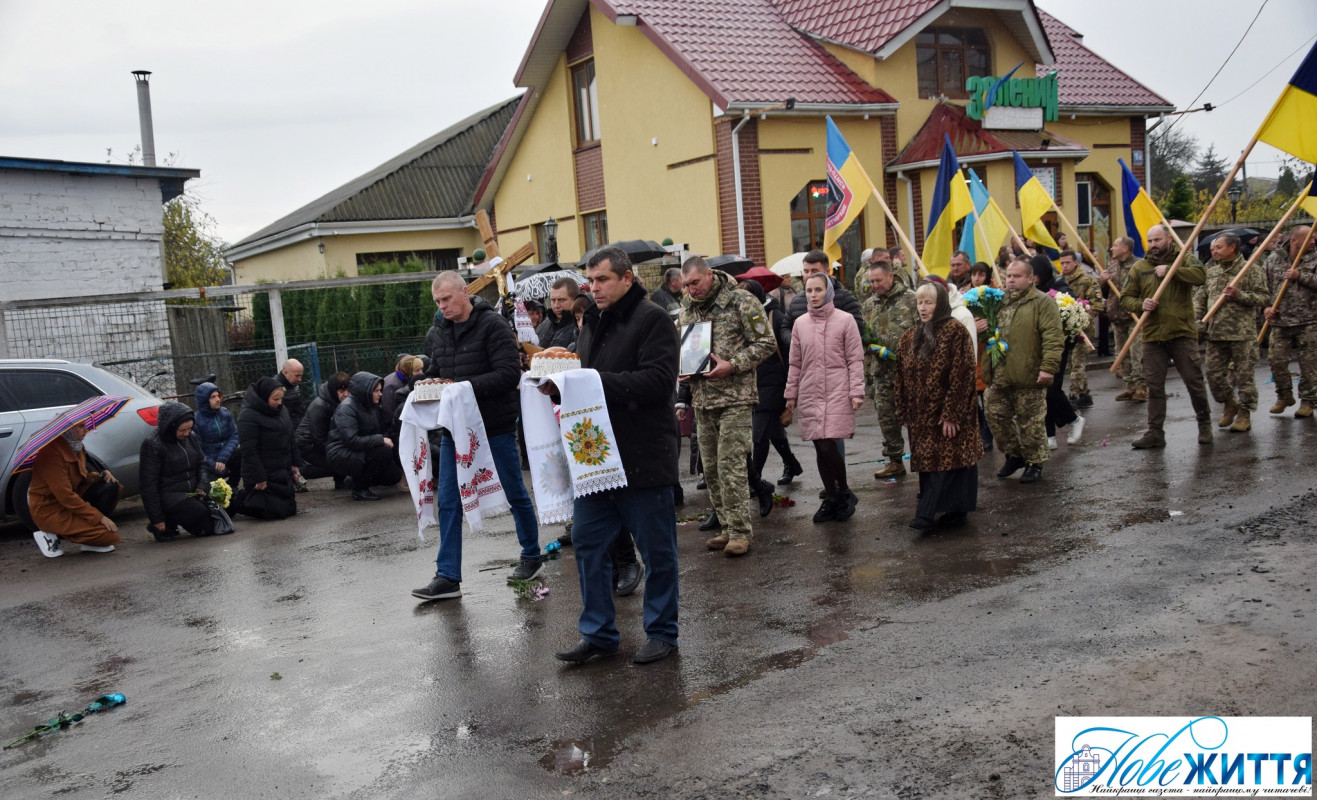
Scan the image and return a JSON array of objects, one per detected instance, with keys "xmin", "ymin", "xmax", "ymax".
[
  {"xmin": 80, "ymin": 544, "xmax": 116, "ymax": 553},
  {"xmin": 1047, "ymin": 436, "xmax": 1058, "ymax": 451},
  {"xmin": 1066, "ymin": 415, "xmax": 1086, "ymax": 445},
  {"xmin": 33, "ymin": 531, "xmax": 64, "ymax": 558}
]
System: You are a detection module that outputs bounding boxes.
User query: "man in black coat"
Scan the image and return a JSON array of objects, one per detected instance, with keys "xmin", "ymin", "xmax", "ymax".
[
  {"xmin": 411, "ymin": 272, "xmax": 542, "ymax": 601},
  {"xmin": 781, "ymin": 249, "xmax": 865, "ymax": 333},
  {"xmin": 543, "ymin": 246, "xmax": 681, "ymax": 665},
  {"xmin": 534, "ymin": 276, "xmax": 581, "ymax": 350},
  {"xmin": 275, "ymin": 359, "xmax": 306, "ymax": 430}
]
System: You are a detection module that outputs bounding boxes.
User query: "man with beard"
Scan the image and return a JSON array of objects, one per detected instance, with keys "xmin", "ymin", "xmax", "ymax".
[
  {"xmin": 1119, "ymin": 224, "xmax": 1212, "ymax": 448},
  {"xmin": 1200, "ymin": 233, "xmax": 1268, "ymax": 433},
  {"xmin": 861, "ymin": 255, "xmax": 919, "ymax": 479}
]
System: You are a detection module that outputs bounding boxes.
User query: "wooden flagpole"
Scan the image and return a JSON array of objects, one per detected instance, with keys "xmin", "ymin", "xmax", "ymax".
[
  {"xmin": 1110, "ymin": 138, "xmax": 1259, "ymax": 374},
  {"xmin": 866, "ymin": 177, "xmax": 930, "ymax": 278},
  {"xmin": 1257, "ymin": 222, "xmax": 1317, "ymax": 344},
  {"xmin": 1202, "ymin": 190, "xmax": 1311, "ymax": 322},
  {"xmin": 967, "ymin": 201, "xmax": 1006, "ymax": 287},
  {"xmin": 1050, "ymin": 202, "xmax": 1121, "ymax": 299}
]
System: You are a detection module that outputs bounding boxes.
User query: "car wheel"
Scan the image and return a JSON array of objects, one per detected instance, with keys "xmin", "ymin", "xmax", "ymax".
[{"xmin": 9, "ymin": 471, "xmax": 36, "ymax": 533}]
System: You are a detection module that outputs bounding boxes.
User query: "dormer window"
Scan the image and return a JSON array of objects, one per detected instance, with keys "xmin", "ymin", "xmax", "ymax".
[{"xmin": 916, "ymin": 28, "xmax": 990, "ymax": 99}]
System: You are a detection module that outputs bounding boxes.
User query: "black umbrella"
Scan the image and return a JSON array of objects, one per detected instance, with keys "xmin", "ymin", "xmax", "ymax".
[
  {"xmin": 1197, "ymin": 228, "xmax": 1262, "ymax": 262},
  {"xmin": 706, "ymin": 254, "xmax": 755, "ymax": 276},
  {"xmin": 576, "ymin": 239, "xmax": 670, "ymax": 268}
]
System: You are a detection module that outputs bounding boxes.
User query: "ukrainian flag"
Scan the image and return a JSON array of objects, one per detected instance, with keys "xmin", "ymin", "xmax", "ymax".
[
  {"xmin": 1300, "ymin": 178, "xmax": 1317, "ymax": 219},
  {"xmin": 1255, "ymin": 42, "xmax": 1317, "ymax": 164},
  {"xmin": 1012, "ymin": 151, "xmax": 1060, "ymax": 262},
  {"xmin": 823, "ymin": 117, "xmax": 873, "ymax": 265},
  {"xmin": 923, "ymin": 134, "xmax": 974, "ymax": 276},
  {"xmin": 1118, "ymin": 158, "xmax": 1164, "ymax": 258},
  {"xmin": 959, "ymin": 168, "xmax": 1012, "ymax": 264}
]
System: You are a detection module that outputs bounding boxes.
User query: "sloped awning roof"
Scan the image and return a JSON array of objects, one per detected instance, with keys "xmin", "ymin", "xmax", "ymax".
[
  {"xmin": 1036, "ymin": 10, "xmax": 1173, "ymax": 112},
  {"xmin": 886, "ymin": 102, "xmax": 1087, "ymax": 172},
  {"xmin": 229, "ymin": 97, "xmax": 520, "ymax": 258}
]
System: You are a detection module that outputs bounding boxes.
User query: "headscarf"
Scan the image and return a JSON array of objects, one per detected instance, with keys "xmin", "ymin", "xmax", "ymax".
[
  {"xmin": 805, "ymin": 273, "xmax": 835, "ymax": 308},
  {"xmin": 254, "ymin": 376, "xmax": 282, "ymax": 403},
  {"xmin": 61, "ymin": 426, "xmax": 86, "ymax": 453}
]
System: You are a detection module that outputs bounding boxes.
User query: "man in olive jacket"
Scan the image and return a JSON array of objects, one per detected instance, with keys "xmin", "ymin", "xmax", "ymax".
[
  {"xmin": 1119, "ymin": 224, "xmax": 1212, "ymax": 448},
  {"xmin": 983, "ymin": 258, "xmax": 1064, "ymax": 483}
]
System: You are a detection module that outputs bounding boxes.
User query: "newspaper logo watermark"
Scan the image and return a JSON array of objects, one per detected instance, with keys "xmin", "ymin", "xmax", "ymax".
[{"xmin": 1055, "ymin": 717, "xmax": 1312, "ymax": 796}]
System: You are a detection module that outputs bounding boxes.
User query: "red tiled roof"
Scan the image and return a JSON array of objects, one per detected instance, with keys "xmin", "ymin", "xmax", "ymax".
[
  {"xmin": 609, "ymin": 0, "xmax": 896, "ymax": 107},
  {"xmin": 887, "ymin": 102, "xmax": 1087, "ymax": 169},
  {"xmin": 774, "ymin": 0, "xmax": 940, "ymax": 55},
  {"xmin": 1036, "ymin": 9, "xmax": 1173, "ymax": 109}
]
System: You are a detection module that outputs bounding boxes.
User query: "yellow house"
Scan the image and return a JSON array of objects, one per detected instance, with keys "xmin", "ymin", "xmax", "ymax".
[
  {"xmin": 478, "ymin": 0, "xmax": 1174, "ymax": 279},
  {"xmin": 227, "ymin": 98, "xmax": 520, "ymax": 282}
]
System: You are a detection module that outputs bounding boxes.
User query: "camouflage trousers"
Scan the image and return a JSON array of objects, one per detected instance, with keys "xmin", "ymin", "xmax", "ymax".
[
  {"xmin": 1111, "ymin": 319, "xmax": 1145, "ymax": 389},
  {"xmin": 1068, "ymin": 335, "xmax": 1091, "ymax": 396},
  {"xmin": 1205, "ymin": 339, "xmax": 1258, "ymax": 411},
  {"xmin": 1268, "ymin": 323, "xmax": 1317, "ymax": 402},
  {"xmin": 871, "ymin": 368, "xmax": 906, "ymax": 460},
  {"xmin": 695, "ymin": 404, "xmax": 754, "ymax": 541},
  {"xmin": 984, "ymin": 385, "xmax": 1049, "ymax": 465}
]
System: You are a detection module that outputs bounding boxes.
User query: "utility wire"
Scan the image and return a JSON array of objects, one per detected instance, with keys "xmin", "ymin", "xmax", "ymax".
[
  {"xmin": 1216, "ymin": 33, "xmax": 1316, "ymax": 108},
  {"xmin": 1153, "ymin": 0, "xmax": 1270, "ymax": 144}
]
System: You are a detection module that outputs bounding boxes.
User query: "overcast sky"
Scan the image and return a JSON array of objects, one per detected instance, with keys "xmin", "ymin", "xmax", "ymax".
[{"xmin": 1, "ymin": 0, "xmax": 1313, "ymax": 244}]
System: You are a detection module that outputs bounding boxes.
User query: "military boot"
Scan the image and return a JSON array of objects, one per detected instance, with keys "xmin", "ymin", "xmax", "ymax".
[
  {"xmin": 1217, "ymin": 398, "xmax": 1239, "ymax": 428},
  {"xmin": 1230, "ymin": 409, "xmax": 1251, "ymax": 432},
  {"xmin": 873, "ymin": 460, "xmax": 906, "ymax": 479},
  {"xmin": 1131, "ymin": 430, "xmax": 1166, "ymax": 449},
  {"xmin": 1130, "ymin": 386, "xmax": 1149, "ymax": 403},
  {"xmin": 1296, "ymin": 400, "xmax": 1314, "ymax": 418},
  {"xmin": 723, "ymin": 538, "xmax": 750, "ymax": 557},
  {"xmin": 1270, "ymin": 394, "xmax": 1296, "ymax": 414},
  {"xmin": 1115, "ymin": 386, "xmax": 1135, "ymax": 402},
  {"xmin": 1198, "ymin": 419, "xmax": 1215, "ymax": 445}
]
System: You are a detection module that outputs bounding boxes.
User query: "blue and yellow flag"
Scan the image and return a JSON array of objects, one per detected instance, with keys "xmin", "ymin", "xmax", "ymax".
[
  {"xmin": 1118, "ymin": 158, "xmax": 1164, "ymax": 258},
  {"xmin": 1012, "ymin": 151, "xmax": 1060, "ymax": 262},
  {"xmin": 1300, "ymin": 178, "xmax": 1317, "ymax": 219},
  {"xmin": 959, "ymin": 168, "xmax": 1012, "ymax": 264},
  {"xmin": 923, "ymin": 134, "xmax": 974, "ymax": 276},
  {"xmin": 1255, "ymin": 42, "xmax": 1317, "ymax": 164},
  {"xmin": 824, "ymin": 117, "xmax": 874, "ymax": 266}
]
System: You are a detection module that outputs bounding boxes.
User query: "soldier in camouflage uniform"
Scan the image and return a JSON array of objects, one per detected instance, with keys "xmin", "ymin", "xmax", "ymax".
[
  {"xmin": 1263, "ymin": 224, "xmax": 1317, "ymax": 418},
  {"xmin": 676, "ymin": 257, "xmax": 776, "ymax": 557},
  {"xmin": 860, "ymin": 257, "xmax": 919, "ymax": 479},
  {"xmin": 1099, "ymin": 237, "xmax": 1146, "ymax": 402},
  {"xmin": 1119, "ymin": 224, "xmax": 1213, "ymax": 448},
  {"xmin": 1200, "ymin": 233, "xmax": 1269, "ymax": 432},
  {"xmin": 983, "ymin": 258, "xmax": 1064, "ymax": 483},
  {"xmin": 1060, "ymin": 250, "xmax": 1099, "ymax": 408}
]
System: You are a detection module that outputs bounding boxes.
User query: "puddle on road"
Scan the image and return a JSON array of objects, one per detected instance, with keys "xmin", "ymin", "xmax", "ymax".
[{"xmin": 539, "ymin": 738, "xmax": 601, "ymax": 775}]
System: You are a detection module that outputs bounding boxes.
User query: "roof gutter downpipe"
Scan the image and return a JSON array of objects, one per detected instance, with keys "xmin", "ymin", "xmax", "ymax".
[
  {"xmin": 731, "ymin": 113, "xmax": 752, "ymax": 258},
  {"xmin": 896, "ymin": 170, "xmax": 918, "ymax": 283}
]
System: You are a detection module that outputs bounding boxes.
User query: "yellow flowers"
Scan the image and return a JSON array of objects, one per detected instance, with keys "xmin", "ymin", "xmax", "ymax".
[
  {"xmin": 209, "ymin": 478, "xmax": 232, "ymax": 508},
  {"xmin": 565, "ymin": 418, "xmax": 611, "ymax": 466}
]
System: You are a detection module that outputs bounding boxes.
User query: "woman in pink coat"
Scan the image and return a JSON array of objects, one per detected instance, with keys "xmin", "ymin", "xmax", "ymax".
[{"xmin": 784, "ymin": 272, "xmax": 866, "ymax": 523}]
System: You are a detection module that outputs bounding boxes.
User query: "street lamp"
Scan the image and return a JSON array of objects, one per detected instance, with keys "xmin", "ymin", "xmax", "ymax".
[
  {"xmin": 544, "ymin": 217, "xmax": 559, "ymax": 264},
  {"xmin": 1227, "ymin": 185, "xmax": 1242, "ymax": 223}
]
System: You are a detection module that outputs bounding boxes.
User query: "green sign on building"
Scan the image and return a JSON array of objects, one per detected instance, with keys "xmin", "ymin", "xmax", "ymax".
[{"xmin": 966, "ymin": 70, "xmax": 1059, "ymax": 123}]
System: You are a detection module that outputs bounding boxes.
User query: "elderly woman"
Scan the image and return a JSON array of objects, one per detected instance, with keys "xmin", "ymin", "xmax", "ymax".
[
  {"xmin": 784, "ymin": 272, "xmax": 866, "ymax": 524},
  {"xmin": 141, "ymin": 401, "xmax": 217, "ymax": 541},
  {"xmin": 192, "ymin": 381, "xmax": 238, "ymax": 481},
  {"xmin": 233, "ymin": 376, "xmax": 300, "ymax": 519},
  {"xmin": 326, "ymin": 371, "xmax": 400, "ymax": 501},
  {"xmin": 27, "ymin": 421, "xmax": 121, "ymax": 557},
  {"xmin": 894, "ymin": 282, "xmax": 983, "ymax": 531}
]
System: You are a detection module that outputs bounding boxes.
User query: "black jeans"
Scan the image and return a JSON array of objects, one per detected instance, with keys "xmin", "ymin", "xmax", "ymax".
[
  {"xmin": 749, "ymin": 408, "xmax": 794, "ymax": 485},
  {"xmin": 165, "ymin": 497, "xmax": 215, "ymax": 537}
]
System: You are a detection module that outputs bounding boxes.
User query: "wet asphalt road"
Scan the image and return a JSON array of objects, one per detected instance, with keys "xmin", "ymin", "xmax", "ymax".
[{"xmin": 2, "ymin": 363, "xmax": 1315, "ymax": 798}]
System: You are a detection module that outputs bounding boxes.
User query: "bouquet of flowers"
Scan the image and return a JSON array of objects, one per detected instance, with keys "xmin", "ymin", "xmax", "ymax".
[
  {"xmin": 962, "ymin": 286, "xmax": 1008, "ymax": 367},
  {"xmin": 199, "ymin": 477, "xmax": 232, "ymax": 509},
  {"xmin": 1049, "ymin": 290, "xmax": 1095, "ymax": 351}
]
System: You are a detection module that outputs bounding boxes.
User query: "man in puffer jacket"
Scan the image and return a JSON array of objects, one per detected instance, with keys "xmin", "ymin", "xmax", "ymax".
[
  {"xmin": 325, "ymin": 371, "xmax": 401, "ymax": 501},
  {"xmin": 192, "ymin": 382, "xmax": 238, "ymax": 481},
  {"xmin": 140, "ymin": 401, "xmax": 217, "ymax": 541},
  {"xmin": 297, "ymin": 371, "xmax": 351, "ymax": 487}
]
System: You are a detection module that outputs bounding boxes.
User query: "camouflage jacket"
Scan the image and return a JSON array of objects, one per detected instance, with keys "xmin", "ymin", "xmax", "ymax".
[
  {"xmin": 1263, "ymin": 246, "xmax": 1317, "ymax": 328},
  {"xmin": 1065, "ymin": 270, "xmax": 1099, "ymax": 336},
  {"xmin": 1199, "ymin": 254, "xmax": 1268, "ymax": 341},
  {"xmin": 860, "ymin": 282, "xmax": 919, "ymax": 368},
  {"xmin": 1103, "ymin": 255, "xmax": 1138, "ymax": 321},
  {"xmin": 678, "ymin": 270, "xmax": 776, "ymax": 409},
  {"xmin": 1119, "ymin": 247, "xmax": 1205, "ymax": 342}
]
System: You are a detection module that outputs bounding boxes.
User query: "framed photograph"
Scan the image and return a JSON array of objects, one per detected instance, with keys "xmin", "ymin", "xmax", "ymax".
[{"xmin": 679, "ymin": 320, "xmax": 713, "ymax": 377}]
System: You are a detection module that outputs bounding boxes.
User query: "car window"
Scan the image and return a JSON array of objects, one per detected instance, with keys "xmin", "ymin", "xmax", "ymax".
[{"xmin": 0, "ymin": 369, "xmax": 101, "ymax": 410}]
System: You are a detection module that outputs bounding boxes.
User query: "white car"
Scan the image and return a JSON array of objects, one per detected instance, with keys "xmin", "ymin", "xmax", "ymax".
[{"xmin": 0, "ymin": 359, "xmax": 162, "ymax": 526}]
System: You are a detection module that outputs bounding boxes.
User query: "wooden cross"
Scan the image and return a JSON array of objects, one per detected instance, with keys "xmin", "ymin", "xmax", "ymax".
[{"xmin": 465, "ymin": 209, "xmax": 535, "ymax": 296}]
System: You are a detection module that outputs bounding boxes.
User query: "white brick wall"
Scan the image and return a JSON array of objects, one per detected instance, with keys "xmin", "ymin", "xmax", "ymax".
[{"xmin": 0, "ymin": 169, "xmax": 166, "ymax": 301}]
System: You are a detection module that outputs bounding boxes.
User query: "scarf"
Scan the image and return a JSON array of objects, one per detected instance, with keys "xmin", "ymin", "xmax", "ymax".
[
  {"xmin": 506, "ymin": 274, "xmax": 540, "ymax": 345},
  {"xmin": 520, "ymin": 369, "xmax": 628, "ymax": 524},
  {"xmin": 398, "ymin": 382, "xmax": 508, "ymax": 539},
  {"xmin": 1145, "ymin": 245, "xmax": 1179, "ymax": 267},
  {"xmin": 62, "ymin": 429, "xmax": 85, "ymax": 452}
]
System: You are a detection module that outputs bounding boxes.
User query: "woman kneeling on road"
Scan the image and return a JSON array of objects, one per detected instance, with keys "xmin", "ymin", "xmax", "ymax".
[
  {"xmin": 28, "ymin": 421, "xmax": 121, "ymax": 557},
  {"xmin": 141, "ymin": 401, "xmax": 221, "ymax": 541},
  {"xmin": 233, "ymin": 377, "xmax": 300, "ymax": 519},
  {"xmin": 193, "ymin": 382, "xmax": 239, "ymax": 481},
  {"xmin": 326, "ymin": 371, "xmax": 401, "ymax": 501}
]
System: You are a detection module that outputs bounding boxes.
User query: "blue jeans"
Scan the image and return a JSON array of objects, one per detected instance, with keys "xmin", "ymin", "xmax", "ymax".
[
  {"xmin": 572, "ymin": 486, "xmax": 679, "ymax": 649},
  {"xmin": 434, "ymin": 431, "xmax": 540, "ymax": 583}
]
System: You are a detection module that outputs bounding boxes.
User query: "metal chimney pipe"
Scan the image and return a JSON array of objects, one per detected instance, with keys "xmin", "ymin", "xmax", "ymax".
[{"xmin": 131, "ymin": 70, "xmax": 156, "ymax": 167}]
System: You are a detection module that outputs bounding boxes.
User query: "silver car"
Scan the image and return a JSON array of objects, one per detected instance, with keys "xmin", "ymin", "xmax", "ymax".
[{"xmin": 0, "ymin": 359, "xmax": 162, "ymax": 525}]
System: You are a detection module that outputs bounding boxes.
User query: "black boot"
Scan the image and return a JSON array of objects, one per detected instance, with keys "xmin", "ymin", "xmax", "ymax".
[
  {"xmin": 698, "ymin": 511, "xmax": 721, "ymax": 531},
  {"xmin": 757, "ymin": 481, "xmax": 775, "ymax": 518},
  {"xmin": 778, "ymin": 453, "xmax": 805, "ymax": 485}
]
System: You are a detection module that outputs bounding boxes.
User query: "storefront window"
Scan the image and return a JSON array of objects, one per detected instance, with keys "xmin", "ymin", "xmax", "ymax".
[
  {"xmin": 789, "ymin": 181, "xmax": 864, "ymax": 282},
  {"xmin": 917, "ymin": 28, "xmax": 990, "ymax": 99}
]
